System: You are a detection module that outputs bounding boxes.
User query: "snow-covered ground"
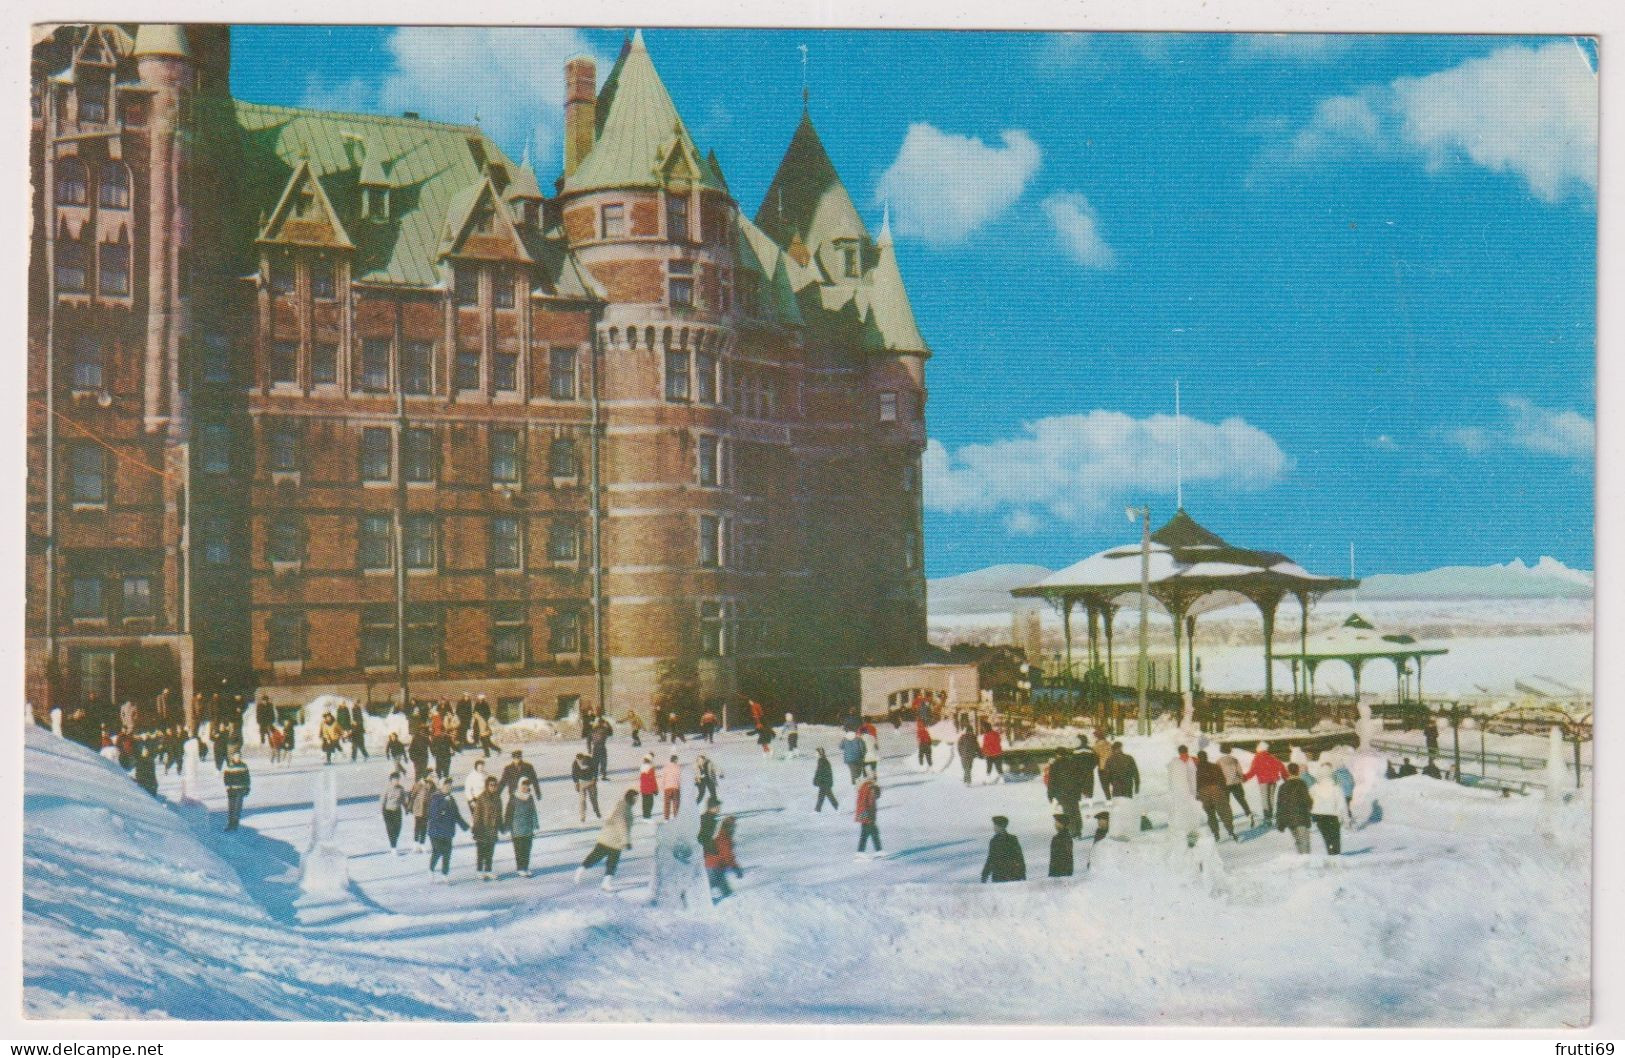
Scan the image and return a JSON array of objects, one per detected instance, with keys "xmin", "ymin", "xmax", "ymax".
[{"xmin": 24, "ymin": 721, "xmax": 1589, "ymax": 1025}]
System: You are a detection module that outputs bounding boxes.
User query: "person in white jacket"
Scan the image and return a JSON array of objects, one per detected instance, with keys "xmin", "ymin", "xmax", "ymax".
[
  {"xmin": 1308, "ymin": 762, "xmax": 1347, "ymax": 855},
  {"xmin": 462, "ymin": 759, "xmax": 489, "ymax": 812},
  {"xmin": 575, "ymin": 789, "xmax": 637, "ymax": 891}
]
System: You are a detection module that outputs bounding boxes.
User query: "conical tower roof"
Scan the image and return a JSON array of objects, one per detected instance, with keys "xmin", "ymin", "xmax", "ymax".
[
  {"xmin": 133, "ymin": 23, "xmax": 189, "ymax": 58},
  {"xmin": 755, "ymin": 110, "xmax": 867, "ymax": 250},
  {"xmin": 563, "ymin": 30, "xmax": 725, "ymax": 196},
  {"xmin": 859, "ymin": 210, "xmax": 928, "ymax": 354}
]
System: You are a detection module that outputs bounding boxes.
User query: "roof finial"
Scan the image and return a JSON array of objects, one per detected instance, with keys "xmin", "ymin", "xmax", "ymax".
[
  {"xmin": 798, "ymin": 43, "xmax": 809, "ymax": 113},
  {"xmin": 1174, "ymin": 378, "xmax": 1184, "ymax": 511}
]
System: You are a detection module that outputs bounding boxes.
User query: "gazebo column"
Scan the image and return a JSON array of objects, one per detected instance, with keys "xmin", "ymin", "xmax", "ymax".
[
  {"xmin": 1059, "ymin": 597, "xmax": 1074, "ymax": 677},
  {"xmin": 1086, "ymin": 603, "xmax": 1101, "ymax": 672},
  {"xmin": 1394, "ymin": 656, "xmax": 1408, "ymax": 705},
  {"xmin": 1350, "ymin": 658, "xmax": 1365, "ymax": 705},
  {"xmin": 1103, "ymin": 605, "xmax": 1116, "ymax": 686},
  {"xmin": 1414, "ymin": 654, "xmax": 1425, "ymax": 706},
  {"xmin": 1255, "ymin": 591, "xmax": 1283, "ymax": 708},
  {"xmin": 1185, "ymin": 613, "xmax": 1197, "ymax": 694},
  {"xmin": 1164, "ymin": 598, "xmax": 1189, "ymax": 697}
]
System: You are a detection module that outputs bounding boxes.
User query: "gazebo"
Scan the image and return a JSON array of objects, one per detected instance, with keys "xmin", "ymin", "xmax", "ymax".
[
  {"xmin": 1010, "ymin": 509, "xmax": 1358, "ymax": 704},
  {"xmin": 1270, "ymin": 612, "xmax": 1448, "ymax": 705}
]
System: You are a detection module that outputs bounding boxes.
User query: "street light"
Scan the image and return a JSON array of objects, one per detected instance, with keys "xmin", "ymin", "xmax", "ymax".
[{"xmin": 1126, "ymin": 505, "xmax": 1152, "ymax": 736}]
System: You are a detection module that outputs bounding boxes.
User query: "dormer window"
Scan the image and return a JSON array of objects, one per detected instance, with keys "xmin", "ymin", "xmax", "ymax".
[
  {"xmin": 839, "ymin": 240, "xmax": 860, "ymax": 279},
  {"xmin": 362, "ymin": 186, "xmax": 391, "ymax": 221},
  {"xmin": 472, "ymin": 204, "xmax": 496, "ymax": 235},
  {"xmin": 293, "ymin": 187, "xmax": 317, "ymax": 220}
]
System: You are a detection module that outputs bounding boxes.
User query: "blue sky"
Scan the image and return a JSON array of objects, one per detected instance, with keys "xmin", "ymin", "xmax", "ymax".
[{"xmin": 230, "ymin": 27, "xmax": 1597, "ymax": 579}]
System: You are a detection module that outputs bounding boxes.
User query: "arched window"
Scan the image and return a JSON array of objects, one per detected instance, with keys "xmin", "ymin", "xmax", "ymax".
[
  {"xmin": 548, "ymin": 437, "xmax": 577, "ymax": 478},
  {"xmin": 55, "ymin": 157, "xmax": 87, "ymax": 206},
  {"xmin": 98, "ymin": 163, "xmax": 129, "ymax": 209}
]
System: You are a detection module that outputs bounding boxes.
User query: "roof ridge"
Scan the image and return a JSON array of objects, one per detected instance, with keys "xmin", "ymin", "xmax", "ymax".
[{"xmin": 234, "ymin": 99, "xmax": 483, "ymax": 135}]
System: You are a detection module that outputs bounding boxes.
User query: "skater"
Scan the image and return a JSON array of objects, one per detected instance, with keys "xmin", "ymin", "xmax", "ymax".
[
  {"xmin": 468, "ymin": 710, "xmax": 495, "ymax": 759},
  {"xmin": 426, "ymin": 777, "xmax": 468, "ymax": 877},
  {"xmin": 590, "ymin": 715, "xmax": 613, "ymax": 780},
  {"xmin": 384, "ymin": 731, "xmax": 407, "ymax": 770},
  {"xmin": 462, "ymin": 758, "xmax": 490, "ymax": 812},
  {"xmin": 706, "ymin": 815, "xmax": 742, "ymax": 900},
  {"xmin": 320, "ymin": 712, "xmax": 342, "ymax": 765},
  {"xmin": 380, "ymin": 771, "xmax": 408, "ymax": 852},
  {"xmin": 915, "ymin": 720, "xmax": 934, "ymax": 768},
  {"xmin": 980, "ymin": 815, "xmax": 1025, "ymax": 882},
  {"xmin": 661, "ymin": 754, "xmax": 683, "ymax": 820},
  {"xmin": 409, "ymin": 726, "xmax": 431, "ymax": 780},
  {"xmin": 1310, "ymin": 763, "xmax": 1347, "ymax": 854},
  {"xmin": 505, "ymin": 778, "xmax": 537, "ymax": 877},
  {"xmin": 698, "ymin": 797, "xmax": 722, "ymax": 855},
  {"xmin": 699, "ymin": 709, "xmax": 718, "ymax": 743},
  {"xmin": 1195, "ymin": 751, "xmax": 1237, "ymax": 842},
  {"xmin": 1242, "ymin": 741, "xmax": 1286, "ymax": 822},
  {"xmin": 501, "ymin": 749, "xmax": 539, "ymax": 800},
  {"xmin": 455, "ymin": 695, "xmax": 474, "ymax": 746},
  {"xmin": 576, "ymin": 789, "xmax": 637, "ymax": 890},
  {"xmin": 1048, "ymin": 814, "xmax": 1074, "ymax": 877},
  {"xmin": 348, "ymin": 709, "xmax": 369, "ymax": 761},
  {"xmin": 629, "ymin": 710, "xmax": 643, "ymax": 747},
  {"xmin": 979, "ymin": 723, "xmax": 1004, "ymax": 781},
  {"xmin": 813, "ymin": 748, "xmax": 840, "ymax": 811},
  {"xmin": 469, "ymin": 775, "xmax": 505, "ymax": 880},
  {"xmin": 783, "ymin": 712, "xmax": 799, "ymax": 755},
  {"xmin": 957, "ymin": 725, "xmax": 980, "ymax": 786},
  {"xmin": 222, "ymin": 751, "xmax": 250, "ymax": 831},
  {"xmin": 256, "ymin": 695, "xmax": 275, "ymax": 744},
  {"xmin": 638, "ymin": 755, "xmax": 659, "ymax": 819},
  {"xmin": 133, "ymin": 739, "xmax": 159, "ymax": 797},
  {"xmin": 749, "ymin": 699, "xmax": 764, "ymax": 731},
  {"xmin": 862, "ymin": 725, "xmax": 881, "ymax": 779},
  {"xmin": 855, "ymin": 776, "xmax": 882, "ymax": 854},
  {"xmin": 573, "ymin": 751, "xmax": 601, "ymax": 822},
  {"xmin": 1216, "ymin": 748, "xmax": 1252, "ymax": 823},
  {"xmin": 693, "ymin": 754, "xmax": 720, "ymax": 805},
  {"xmin": 667, "ymin": 711, "xmax": 687, "ymax": 744},
  {"xmin": 409, "ymin": 771, "xmax": 436, "ymax": 852},
  {"xmin": 1105, "ymin": 741, "xmax": 1141, "ymax": 799},
  {"xmin": 755, "ymin": 723, "xmax": 775, "ymax": 755},
  {"xmin": 1276, "ymin": 763, "xmax": 1313, "ymax": 854},
  {"xmin": 213, "ymin": 720, "xmax": 232, "ymax": 772},
  {"xmin": 1047, "ymin": 747, "xmax": 1084, "ymax": 839},
  {"xmin": 840, "ymin": 729, "xmax": 866, "ymax": 785}
]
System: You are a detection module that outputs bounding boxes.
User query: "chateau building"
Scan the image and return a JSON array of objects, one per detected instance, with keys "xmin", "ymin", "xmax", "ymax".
[{"xmin": 27, "ymin": 24, "xmax": 929, "ymax": 725}]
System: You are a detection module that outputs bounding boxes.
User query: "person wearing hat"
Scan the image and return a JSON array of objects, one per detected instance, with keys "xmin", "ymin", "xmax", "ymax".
[
  {"xmin": 1048, "ymin": 813, "xmax": 1074, "ymax": 877},
  {"xmin": 1092, "ymin": 811, "xmax": 1111, "ymax": 844},
  {"xmin": 981, "ymin": 815, "xmax": 1025, "ymax": 882},
  {"xmin": 501, "ymin": 749, "xmax": 539, "ymax": 801},
  {"xmin": 1243, "ymin": 741, "xmax": 1287, "ymax": 823}
]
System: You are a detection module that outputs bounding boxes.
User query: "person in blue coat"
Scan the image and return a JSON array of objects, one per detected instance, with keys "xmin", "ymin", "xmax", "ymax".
[
  {"xmin": 426, "ymin": 777, "xmax": 469, "ymax": 879},
  {"xmin": 840, "ymin": 731, "xmax": 867, "ymax": 785}
]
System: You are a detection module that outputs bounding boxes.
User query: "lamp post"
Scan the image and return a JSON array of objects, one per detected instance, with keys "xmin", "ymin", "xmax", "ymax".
[{"xmin": 1126, "ymin": 505, "xmax": 1151, "ymax": 736}]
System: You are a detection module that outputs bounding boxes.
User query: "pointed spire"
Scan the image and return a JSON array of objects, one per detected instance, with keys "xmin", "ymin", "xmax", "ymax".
[
  {"xmin": 755, "ymin": 108, "xmax": 866, "ymax": 250},
  {"xmin": 878, "ymin": 203, "xmax": 893, "ymax": 246},
  {"xmin": 861, "ymin": 231, "xmax": 927, "ymax": 355}
]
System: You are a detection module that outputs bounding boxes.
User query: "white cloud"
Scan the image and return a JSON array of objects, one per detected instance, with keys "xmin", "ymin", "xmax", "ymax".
[
  {"xmin": 301, "ymin": 27, "xmax": 607, "ymax": 168},
  {"xmin": 1233, "ymin": 34, "xmax": 1356, "ymax": 63},
  {"xmin": 924, "ymin": 412, "xmax": 1290, "ymax": 532},
  {"xmin": 1041, "ymin": 192, "xmax": 1116, "ymax": 269},
  {"xmin": 1263, "ymin": 41, "xmax": 1597, "ymax": 202},
  {"xmin": 1444, "ymin": 397, "xmax": 1592, "ymax": 460},
  {"xmin": 877, "ymin": 124, "xmax": 1042, "ymax": 244}
]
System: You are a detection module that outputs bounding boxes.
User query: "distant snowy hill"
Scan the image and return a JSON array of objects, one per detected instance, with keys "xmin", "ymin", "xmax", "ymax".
[{"xmin": 928, "ymin": 556, "xmax": 1592, "ymax": 616}]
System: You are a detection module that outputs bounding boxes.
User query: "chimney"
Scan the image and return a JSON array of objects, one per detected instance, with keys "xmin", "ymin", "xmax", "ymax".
[{"xmin": 563, "ymin": 55, "xmax": 597, "ymax": 179}]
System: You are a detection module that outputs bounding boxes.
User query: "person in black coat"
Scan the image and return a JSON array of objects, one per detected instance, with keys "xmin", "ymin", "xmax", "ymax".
[
  {"xmin": 222, "ymin": 752, "xmax": 251, "ymax": 831},
  {"xmin": 1047, "ymin": 815, "xmax": 1074, "ymax": 877},
  {"xmin": 980, "ymin": 815, "xmax": 1026, "ymax": 882},
  {"xmin": 813, "ymin": 747, "xmax": 839, "ymax": 812},
  {"xmin": 1275, "ymin": 763, "xmax": 1313, "ymax": 854},
  {"xmin": 409, "ymin": 728, "xmax": 431, "ymax": 780},
  {"xmin": 501, "ymin": 749, "xmax": 539, "ymax": 799}
]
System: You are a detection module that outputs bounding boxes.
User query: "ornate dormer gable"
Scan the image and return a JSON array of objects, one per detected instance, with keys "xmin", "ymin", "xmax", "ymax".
[
  {"xmin": 352, "ymin": 132, "xmax": 393, "ymax": 220},
  {"xmin": 655, "ymin": 124, "xmax": 703, "ymax": 188},
  {"xmin": 258, "ymin": 159, "xmax": 355, "ymax": 250},
  {"xmin": 439, "ymin": 175, "xmax": 533, "ymax": 264},
  {"xmin": 73, "ymin": 26, "xmax": 119, "ymax": 68}
]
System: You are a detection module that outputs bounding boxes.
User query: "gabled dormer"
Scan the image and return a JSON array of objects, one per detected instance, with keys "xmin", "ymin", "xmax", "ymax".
[
  {"xmin": 258, "ymin": 160, "xmax": 354, "ymax": 251},
  {"xmin": 356, "ymin": 133, "xmax": 393, "ymax": 222},
  {"xmin": 439, "ymin": 176, "xmax": 532, "ymax": 264}
]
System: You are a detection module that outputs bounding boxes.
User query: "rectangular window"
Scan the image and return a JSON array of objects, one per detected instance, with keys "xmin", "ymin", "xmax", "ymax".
[
  {"xmin": 360, "ymin": 427, "xmax": 392, "ymax": 482},
  {"xmin": 669, "ymin": 259, "xmax": 694, "ymax": 308},
  {"xmin": 70, "ymin": 576, "xmax": 103, "ymax": 620},
  {"xmin": 600, "ymin": 203, "xmax": 625, "ymax": 239},
  {"xmin": 455, "ymin": 349, "xmax": 481, "ymax": 392},
  {"xmin": 491, "ymin": 603, "xmax": 526, "ymax": 665},
  {"xmin": 494, "ymin": 351, "xmax": 518, "ymax": 392},
  {"xmin": 699, "ymin": 514, "xmax": 721, "ymax": 568},
  {"xmin": 665, "ymin": 348, "xmax": 690, "ymax": 402},
  {"xmin": 359, "ymin": 338, "xmax": 391, "ymax": 392},
  {"xmin": 270, "ymin": 340, "xmax": 298, "ymax": 385},
  {"xmin": 879, "ymin": 391, "xmax": 899, "ymax": 422},
  {"xmin": 454, "ymin": 266, "xmax": 479, "ymax": 307},
  {"xmin": 490, "ymin": 428, "xmax": 521, "ymax": 485},
  {"xmin": 270, "ymin": 258, "xmax": 294, "ymax": 297},
  {"xmin": 695, "ymin": 351, "xmax": 716, "ymax": 403},
  {"xmin": 667, "ymin": 195, "xmax": 690, "ymax": 242},
  {"xmin": 360, "ymin": 605, "xmax": 395, "ymax": 667},
  {"xmin": 98, "ymin": 165, "xmax": 130, "ymax": 209},
  {"xmin": 405, "ymin": 604, "xmax": 441, "ymax": 666},
  {"xmin": 202, "ymin": 333, "xmax": 232, "ymax": 385},
  {"xmin": 312, "ymin": 342, "xmax": 338, "ymax": 386},
  {"xmin": 268, "ymin": 516, "xmax": 303, "ymax": 563},
  {"xmin": 700, "ymin": 601, "xmax": 724, "ymax": 657},
  {"xmin": 55, "ymin": 241, "xmax": 87, "ymax": 292},
  {"xmin": 98, "ymin": 241, "xmax": 130, "ymax": 296},
  {"xmin": 404, "ymin": 514, "xmax": 437, "ymax": 570},
  {"xmin": 402, "ymin": 340, "xmax": 434, "ymax": 395},
  {"xmin": 310, "ymin": 260, "xmax": 336, "ymax": 300},
  {"xmin": 547, "ymin": 520, "xmax": 578, "ymax": 562},
  {"xmin": 402, "ymin": 427, "xmax": 436, "ymax": 483},
  {"xmin": 56, "ymin": 160, "xmax": 88, "ymax": 206},
  {"xmin": 268, "ymin": 421, "xmax": 300, "ymax": 473},
  {"xmin": 268, "ymin": 611, "xmax": 305, "ymax": 662},
  {"xmin": 698, "ymin": 434, "xmax": 719, "ymax": 487},
  {"xmin": 490, "ymin": 516, "xmax": 522, "ymax": 571},
  {"xmin": 549, "ymin": 347, "xmax": 577, "ymax": 400},
  {"xmin": 70, "ymin": 336, "xmax": 103, "ymax": 390},
  {"xmin": 359, "ymin": 514, "xmax": 393, "ymax": 570},
  {"xmin": 121, "ymin": 576, "xmax": 153, "ymax": 619},
  {"xmin": 549, "ymin": 610, "xmax": 580, "ymax": 654},
  {"xmin": 201, "ymin": 516, "xmax": 231, "ymax": 566},
  {"xmin": 198, "ymin": 422, "xmax": 231, "ymax": 476},
  {"xmin": 79, "ymin": 85, "xmax": 108, "ymax": 124},
  {"xmin": 548, "ymin": 438, "xmax": 577, "ymax": 478},
  {"xmin": 493, "ymin": 268, "xmax": 515, "ymax": 309}
]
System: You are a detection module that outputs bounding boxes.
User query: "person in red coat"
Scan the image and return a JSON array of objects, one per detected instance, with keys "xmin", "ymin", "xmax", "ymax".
[
  {"xmin": 854, "ymin": 777, "xmax": 882, "ymax": 854},
  {"xmin": 1243, "ymin": 741, "xmax": 1288, "ymax": 822},
  {"xmin": 980, "ymin": 724, "xmax": 1004, "ymax": 780},
  {"xmin": 915, "ymin": 720, "xmax": 934, "ymax": 768},
  {"xmin": 705, "ymin": 815, "xmax": 742, "ymax": 900},
  {"xmin": 637, "ymin": 754, "xmax": 659, "ymax": 819}
]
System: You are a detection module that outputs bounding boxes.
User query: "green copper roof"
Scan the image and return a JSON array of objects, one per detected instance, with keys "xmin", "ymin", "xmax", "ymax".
[
  {"xmin": 563, "ymin": 30, "xmax": 726, "ymax": 196},
  {"xmin": 859, "ymin": 213, "xmax": 928, "ymax": 354},
  {"xmin": 132, "ymin": 23, "xmax": 188, "ymax": 59},
  {"xmin": 219, "ymin": 101, "xmax": 595, "ymax": 298},
  {"xmin": 755, "ymin": 111, "xmax": 867, "ymax": 250}
]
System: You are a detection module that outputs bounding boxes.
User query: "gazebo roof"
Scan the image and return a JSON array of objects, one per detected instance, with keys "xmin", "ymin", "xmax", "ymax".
[
  {"xmin": 1270, "ymin": 612, "xmax": 1449, "ymax": 663},
  {"xmin": 1010, "ymin": 509, "xmax": 1357, "ymax": 612}
]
